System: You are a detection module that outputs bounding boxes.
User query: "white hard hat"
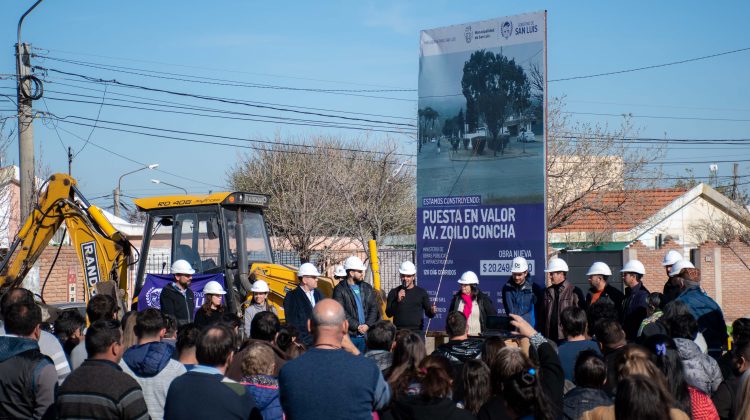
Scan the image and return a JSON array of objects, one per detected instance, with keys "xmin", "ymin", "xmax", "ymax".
[
  {"xmin": 251, "ymin": 280, "xmax": 270, "ymax": 293},
  {"xmin": 203, "ymin": 280, "xmax": 226, "ymax": 295},
  {"xmin": 333, "ymin": 265, "xmax": 347, "ymax": 278},
  {"xmin": 399, "ymin": 261, "xmax": 417, "ymax": 275},
  {"xmin": 297, "ymin": 263, "xmax": 321, "ymax": 277},
  {"xmin": 662, "ymin": 250, "xmax": 683, "ymax": 266},
  {"xmin": 544, "ymin": 258, "xmax": 569, "ymax": 273},
  {"xmin": 511, "ymin": 257, "xmax": 529, "ymax": 274},
  {"xmin": 343, "ymin": 256, "xmax": 367, "ymax": 271},
  {"xmin": 620, "ymin": 260, "xmax": 646, "ymax": 275},
  {"xmin": 586, "ymin": 262, "xmax": 612, "ymax": 276},
  {"xmin": 457, "ymin": 271, "xmax": 479, "ymax": 285},
  {"xmin": 669, "ymin": 259, "xmax": 695, "ymax": 277},
  {"xmin": 171, "ymin": 259, "xmax": 195, "ymax": 275}
]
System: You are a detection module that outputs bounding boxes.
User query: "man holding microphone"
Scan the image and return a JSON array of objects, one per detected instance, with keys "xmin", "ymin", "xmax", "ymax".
[{"xmin": 386, "ymin": 261, "xmax": 437, "ymax": 332}]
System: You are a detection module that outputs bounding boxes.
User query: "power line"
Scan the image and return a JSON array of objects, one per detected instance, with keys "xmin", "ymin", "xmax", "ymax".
[
  {"xmin": 564, "ymin": 111, "xmax": 750, "ymax": 123},
  {"xmin": 54, "ymin": 124, "xmax": 226, "ymax": 189},
  {"xmin": 35, "ymin": 67, "xmax": 419, "ymax": 128},
  {"xmin": 45, "ymin": 115, "xmax": 417, "ymax": 167},
  {"xmin": 32, "ymin": 46, "xmax": 413, "ymax": 90},
  {"xmin": 40, "ymin": 94, "xmax": 417, "ymax": 135},
  {"xmin": 42, "ymin": 112, "xmax": 416, "ymax": 159},
  {"xmin": 35, "ymin": 55, "xmax": 417, "ymax": 97},
  {"xmin": 550, "ymin": 46, "xmax": 750, "ymax": 82},
  {"xmin": 73, "ymin": 83, "xmax": 108, "ymax": 158},
  {"xmin": 32, "ymin": 78, "xmax": 416, "ymax": 122}
]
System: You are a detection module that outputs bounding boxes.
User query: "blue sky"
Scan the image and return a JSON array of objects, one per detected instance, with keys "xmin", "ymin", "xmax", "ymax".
[{"xmin": 1, "ymin": 1, "xmax": 749, "ymax": 212}]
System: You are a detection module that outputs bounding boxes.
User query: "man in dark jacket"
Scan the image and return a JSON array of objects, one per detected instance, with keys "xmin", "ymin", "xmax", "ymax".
[
  {"xmin": 164, "ymin": 324, "xmax": 262, "ymax": 420},
  {"xmin": 542, "ymin": 257, "xmax": 584, "ymax": 343},
  {"xmin": 160, "ymin": 259, "xmax": 196, "ymax": 327},
  {"xmin": 57, "ymin": 320, "xmax": 149, "ymax": 420},
  {"xmin": 283, "ymin": 263, "xmax": 324, "ymax": 346},
  {"xmin": 620, "ymin": 259, "xmax": 650, "ymax": 340},
  {"xmin": 661, "ymin": 249, "xmax": 684, "ymax": 307},
  {"xmin": 0, "ymin": 300, "xmax": 57, "ymax": 419},
  {"xmin": 432, "ymin": 311, "xmax": 483, "ymax": 401},
  {"xmin": 333, "ymin": 256, "xmax": 380, "ymax": 353},
  {"xmin": 385, "ymin": 261, "xmax": 436, "ymax": 331},
  {"xmin": 502, "ymin": 256, "xmax": 544, "ymax": 328},
  {"xmin": 563, "ymin": 350, "xmax": 612, "ymax": 419},
  {"xmin": 584, "ymin": 262, "xmax": 624, "ymax": 310}
]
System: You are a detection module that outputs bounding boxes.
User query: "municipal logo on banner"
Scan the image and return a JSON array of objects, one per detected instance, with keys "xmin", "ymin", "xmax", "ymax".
[
  {"xmin": 137, "ymin": 273, "xmax": 225, "ymax": 314},
  {"xmin": 500, "ymin": 21, "xmax": 513, "ymax": 39},
  {"xmin": 464, "ymin": 26, "xmax": 472, "ymax": 43},
  {"xmin": 145, "ymin": 287, "xmax": 162, "ymax": 309}
]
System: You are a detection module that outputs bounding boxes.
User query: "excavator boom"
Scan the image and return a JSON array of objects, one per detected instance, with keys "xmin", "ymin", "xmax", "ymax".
[{"xmin": 0, "ymin": 174, "xmax": 131, "ymax": 303}]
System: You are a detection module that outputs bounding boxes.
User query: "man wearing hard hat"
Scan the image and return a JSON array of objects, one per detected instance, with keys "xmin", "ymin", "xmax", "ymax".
[
  {"xmin": 620, "ymin": 259, "xmax": 650, "ymax": 340},
  {"xmin": 283, "ymin": 263, "xmax": 323, "ymax": 346},
  {"xmin": 661, "ymin": 249, "xmax": 684, "ymax": 307},
  {"xmin": 160, "ymin": 259, "xmax": 196, "ymax": 327},
  {"xmin": 541, "ymin": 257, "xmax": 584, "ymax": 343},
  {"xmin": 333, "ymin": 256, "xmax": 380, "ymax": 352},
  {"xmin": 584, "ymin": 262, "xmax": 624, "ymax": 310},
  {"xmin": 385, "ymin": 261, "xmax": 436, "ymax": 332},
  {"xmin": 672, "ymin": 260, "xmax": 728, "ymax": 358},
  {"xmin": 501, "ymin": 257, "xmax": 544, "ymax": 327}
]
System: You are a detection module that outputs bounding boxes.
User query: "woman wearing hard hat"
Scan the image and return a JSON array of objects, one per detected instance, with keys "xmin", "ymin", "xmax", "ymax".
[
  {"xmin": 243, "ymin": 280, "xmax": 278, "ymax": 338},
  {"xmin": 194, "ymin": 280, "xmax": 227, "ymax": 328},
  {"xmin": 448, "ymin": 271, "xmax": 495, "ymax": 336}
]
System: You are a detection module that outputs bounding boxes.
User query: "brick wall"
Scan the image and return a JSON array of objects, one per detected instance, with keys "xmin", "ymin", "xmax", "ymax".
[
  {"xmin": 628, "ymin": 240, "xmax": 749, "ymax": 324},
  {"xmin": 625, "ymin": 240, "xmax": 683, "ymax": 295},
  {"xmin": 38, "ymin": 246, "xmax": 86, "ymax": 303}
]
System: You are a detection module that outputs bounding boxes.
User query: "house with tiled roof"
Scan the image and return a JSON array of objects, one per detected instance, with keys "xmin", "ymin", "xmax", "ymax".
[{"xmin": 550, "ymin": 183, "xmax": 750, "ymax": 251}]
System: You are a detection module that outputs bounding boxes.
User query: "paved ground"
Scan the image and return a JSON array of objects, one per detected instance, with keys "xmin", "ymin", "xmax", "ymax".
[{"xmin": 417, "ymin": 136, "xmax": 545, "ymax": 205}]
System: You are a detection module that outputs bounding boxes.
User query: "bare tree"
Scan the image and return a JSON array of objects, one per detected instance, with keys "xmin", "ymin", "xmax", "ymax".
[
  {"xmin": 328, "ymin": 138, "xmax": 416, "ymax": 253},
  {"xmin": 228, "ymin": 135, "xmax": 354, "ymax": 262},
  {"xmin": 547, "ymin": 97, "xmax": 664, "ymax": 242}
]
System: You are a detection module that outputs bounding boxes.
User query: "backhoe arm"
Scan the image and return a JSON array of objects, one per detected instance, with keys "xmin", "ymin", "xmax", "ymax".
[{"xmin": 0, "ymin": 174, "xmax": 132, "ymax": 303}]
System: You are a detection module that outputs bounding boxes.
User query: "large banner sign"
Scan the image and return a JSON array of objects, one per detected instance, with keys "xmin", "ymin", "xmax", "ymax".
[
  {"xmin": 418, "ymin": 11, "xmax": 547, "ymax": 331},
  {"xmin": 137, "ymin": 273, "xmax": 225, "ymax": 314}
]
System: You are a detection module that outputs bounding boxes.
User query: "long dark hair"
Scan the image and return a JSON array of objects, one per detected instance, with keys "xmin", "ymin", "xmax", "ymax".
[
  {"xmin": 200, "ymin": 293, "xmax": 226, "ymax": 315},
  {"xmin": 463, "ymin": 359, "xmax": 491, "ymax": 415},
  {"xmin": 490, "ymin": 347, "xmax": 555, "ymax": 420},
  {"xmin": 457, "ymin": 284, "xmax": 479, "ymax": 300},
  {"xmin": 615, "ymin": 375, "xmax": 672, "ymax": 420},
  {"xmin": 386, "ymin": 331, "xmax": 426, "ymax": 398},
  {"xmin": 417, "ymin": 355, "xmax": 454, "ymax": 400},
  {"xmin": 643, "ymin": 336, "xmax": 692, "ymax": 415}
]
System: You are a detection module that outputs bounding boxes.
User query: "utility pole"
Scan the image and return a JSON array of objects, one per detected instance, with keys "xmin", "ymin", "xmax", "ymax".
[
  {"xmin": 16, "ymin": 0, "xmax": 44, "ymax": 221},
  {"xmin": 731, "ymin": 162, "xmax": 739, "ymax": 201},
  {"xmin": 68, "ymin": 147, "xmax": 72, "ymax": 175}
]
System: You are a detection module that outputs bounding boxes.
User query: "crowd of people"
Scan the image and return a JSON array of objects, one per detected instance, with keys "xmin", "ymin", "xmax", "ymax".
[{"xmin": 0, "ymin": 250, "xmax": 747, "ymax": 420}]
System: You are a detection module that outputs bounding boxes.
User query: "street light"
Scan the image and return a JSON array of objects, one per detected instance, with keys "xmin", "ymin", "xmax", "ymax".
[
  {"xmin": 113, "ymin": 163, "xmax": 159, "ymax": 217},
  {"xmin": 151, "ymin": 179, "xmax": 188, "ymax": 194}
]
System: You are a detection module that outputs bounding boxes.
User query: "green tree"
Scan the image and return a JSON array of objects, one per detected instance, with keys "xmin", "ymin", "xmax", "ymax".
[{"xmin": 461, "ymin": 50, "xmax": 531, "ymax": 154}]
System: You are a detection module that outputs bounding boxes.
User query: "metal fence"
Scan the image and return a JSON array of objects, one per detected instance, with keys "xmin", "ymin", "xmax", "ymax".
[
  {"xmin": 137, "ymin": 248, "xmax": 417, "ymax": 293},
  {"xmin": 274, "ymin": 248, "xmax": 416, "ymax": 292}
]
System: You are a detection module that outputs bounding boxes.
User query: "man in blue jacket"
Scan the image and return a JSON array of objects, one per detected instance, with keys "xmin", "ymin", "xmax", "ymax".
[
  {"xmin": 672, "ymin": 260, "xmax": 728, "ymax": 359},
  {"xmin": 502, "ymin": 257, "xmax": 544, "ymax": 327}
]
